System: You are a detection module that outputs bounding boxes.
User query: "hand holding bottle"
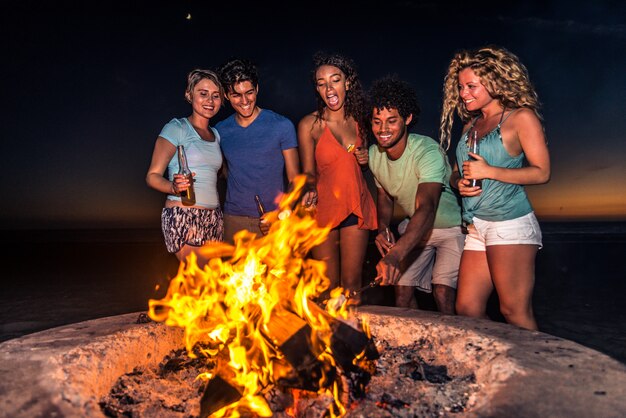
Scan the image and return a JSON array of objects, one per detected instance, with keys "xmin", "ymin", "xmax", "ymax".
[
  {"xmin": 374, "ymin": 227, "xmax": 395, "ymax": 257},
  {"xmin": 255, "ymin": 195, "xmax": 270, "ymax": 235},
  {"xmin": 462, "ymin": 154, "xmax": 489, "ymax": 184},
  {"xmin": 177, "ymin": 145, "xmax": 196, "ymax": 206},
  {"xmin": 301, "ymin": 188, "xmax": 318, "ymax": 209},
  {"xmin": 464, "ymin": 131, "xmax": 482, "ymax": 188},
  {"xmin": 459, "ymin": 130, "xmax": 487, "ymax": 197},
  {"xmin": 172, "ymin": 173, "xmax": 194, "ymax": 194}
]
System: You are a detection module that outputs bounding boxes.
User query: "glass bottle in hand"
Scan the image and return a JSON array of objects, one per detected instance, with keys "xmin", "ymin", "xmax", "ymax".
[
  {"xmin": 177, "ymin": 145, "xmax": 196, "ymax": 206},
  {"xmin": 254, "ymin": 194, "xmax": 266, "ymax": 216},
  {"xmin": 467, "ymin": 130, "xmax": 482, "ymax": 188},
  {"xmin": 255, "ymin": 194, "xmax": 270, "ymax": 235}
]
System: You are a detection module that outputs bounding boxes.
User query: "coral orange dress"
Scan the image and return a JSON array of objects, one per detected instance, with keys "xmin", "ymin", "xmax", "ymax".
[{"xmin": 314, "ymin": 126, "xmax": 377, "ymax": 230}]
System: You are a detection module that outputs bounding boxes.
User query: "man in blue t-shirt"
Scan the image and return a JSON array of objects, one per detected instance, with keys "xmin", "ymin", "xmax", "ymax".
[{"xmin": 216, "ymin": 58, "xmax": 300, "ymax": 243}]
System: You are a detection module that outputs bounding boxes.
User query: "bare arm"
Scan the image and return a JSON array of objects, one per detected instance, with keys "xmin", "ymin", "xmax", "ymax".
[
  {"xmin": 452, "ymin": 121, "xmax": 482, "ymax": 197},
  {"xmin": 297, "ymin": 115, "xmax": 318, "ymax": 205},
  {"xmin": 374, "ymin": 187, "xmax": 395, "ymax": 256},
  {"xmin": 450, "ymin": 161, "xmax": 462, "ymax": 190},
  {"xmin": 282, "ymin": 147, "xmax": 300, "ymax": 183},
  {"xmin": 256, "ymin": 147, "xmax": 300, "ymax": 236},
  {"xmin": 146, "ymin": 137, "xmax": 177, "ymax": 194},
  {"xmin": 391, "ymin": 182, "xmax": 442, "ymax": 260},
  {"xmin": 453, "ymin": 159, "xmax": 482, "ymax": 197},
  {"xmin": 377, "ymin": 182, "xmax": 442, "ymax": 285},
  {"xmin": 464, "ymin": 109, "xmax": 550, "ymax": 185}
]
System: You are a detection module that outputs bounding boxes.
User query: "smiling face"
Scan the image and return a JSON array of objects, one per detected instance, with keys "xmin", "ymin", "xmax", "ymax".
[
  {"xmin": 315, "ymin": 65, "xmax": 349, "ymax": 111},
  {"xmin": 189, "ymin": 78, "xmax": 222, "ymax": 119},
  {"xmin": 225, "ymin": 81, "xmax": 258, "ymax": 119},
  {"xmin": 458, "ymin": 68, "xmax": 496, "ymax": 112},
  {"xmin": 371, "ymin": 107, "xmax": 412, "ymax": 157}
]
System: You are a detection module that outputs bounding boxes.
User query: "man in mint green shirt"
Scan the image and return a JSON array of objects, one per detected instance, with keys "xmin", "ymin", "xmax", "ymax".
[{"xmin": 368, "ymin": 76, "xmax": 463, "ymax": 314}]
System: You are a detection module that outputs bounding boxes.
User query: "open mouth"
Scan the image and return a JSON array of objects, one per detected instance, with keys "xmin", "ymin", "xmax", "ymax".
[{"xmin": 327, "ymin": 95, "xmax": 339, "ymax": 106}]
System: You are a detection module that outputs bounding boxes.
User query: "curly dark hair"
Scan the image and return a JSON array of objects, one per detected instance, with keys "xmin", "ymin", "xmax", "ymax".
[
  {"xmin": 368, "ymin": 75, "xmax": 421, "ymax": 128},
  {"xmin": 310, "ymin": 51, "xmax": 369, "ymax": 140},
  {"xmin": 217, "ymin": 57, "xmax": 259, "ymax": 93}
]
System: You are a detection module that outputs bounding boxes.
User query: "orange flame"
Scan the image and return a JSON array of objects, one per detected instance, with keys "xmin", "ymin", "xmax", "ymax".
[{"xmin": 149, "ymin": 175, "xmax": 367, "ymax": 417}]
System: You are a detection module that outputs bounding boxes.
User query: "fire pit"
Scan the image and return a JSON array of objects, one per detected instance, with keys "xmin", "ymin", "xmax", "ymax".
[
  {"xmin": 1, "ymin": 307, "xmax": 626, "ymax": 417},
  {"xmin": 3, "ymin": 179, "xmax": 625, "ymax": 417}
]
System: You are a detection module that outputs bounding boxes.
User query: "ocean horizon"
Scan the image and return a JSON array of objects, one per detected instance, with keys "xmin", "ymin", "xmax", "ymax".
[
  {"xmin": 2, "ymin": 219, "xmax": 625, "ymax": 245},
  {"xmin": 1, "ymin": 220, "xmax": 625, "ymax": 365}
]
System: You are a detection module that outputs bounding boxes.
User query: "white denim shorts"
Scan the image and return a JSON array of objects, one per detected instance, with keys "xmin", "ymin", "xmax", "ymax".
[{"xmin": 464, "ymin": 212, "xmax": 542, "ymax": 251}]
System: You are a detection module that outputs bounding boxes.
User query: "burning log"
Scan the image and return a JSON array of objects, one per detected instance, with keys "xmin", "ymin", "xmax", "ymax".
[
  {"xmin": 306, "ymin": 300, "xmax": 379, "ymax": 371},
  {"xmin": 264, "ymin": 309, "xmax": 320, "ymax": 366},
  {"xmin": 196, "ymin": 302, "xmax": 379, "ymax": 416},
  {"xmin": 199, "ymin": 373, "xmax": 243, "ymax": 418},
  {"xmin": 194, "ymin": 309, "xmax": 325, "ymax": 416},
  {"xmin": 263, "ymin": 309, "xmax": 336, "ymax": 392}
]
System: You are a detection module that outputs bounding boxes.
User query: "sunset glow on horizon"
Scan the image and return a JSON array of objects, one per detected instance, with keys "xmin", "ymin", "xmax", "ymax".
[{"xmin": 3, "ymin": 2, "xmax": 625, "ymax": 229}]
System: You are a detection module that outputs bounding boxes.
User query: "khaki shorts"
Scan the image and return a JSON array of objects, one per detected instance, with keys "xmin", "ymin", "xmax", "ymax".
[
  {"xmin": 223, "ymin": 213, "xmax": 264, "ymax": 245},
  {"xmin": 464, "ymin": 212, "xmax": 543, "ymax": 251},
  {"xmin": 396, "ymin": 226, "xmax": 464, "ymax": 292}
]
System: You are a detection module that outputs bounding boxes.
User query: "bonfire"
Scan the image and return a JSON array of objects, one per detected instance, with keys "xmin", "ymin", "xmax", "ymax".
[{"xmin": 148, "ymin": 175, "xmax": 378, "ymax": 417}]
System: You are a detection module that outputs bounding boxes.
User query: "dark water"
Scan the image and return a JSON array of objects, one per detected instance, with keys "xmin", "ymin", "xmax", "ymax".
[{"xmin": 1, "ymin": 222, "xmax": 625, "ymax": 364}]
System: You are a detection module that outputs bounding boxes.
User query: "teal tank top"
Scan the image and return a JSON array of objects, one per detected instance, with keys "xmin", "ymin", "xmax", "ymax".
[{"xmin": 455, "ymin": 110, "xmax": 533, "ymax": 223}]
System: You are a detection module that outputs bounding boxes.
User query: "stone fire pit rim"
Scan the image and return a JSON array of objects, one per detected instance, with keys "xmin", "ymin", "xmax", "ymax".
[{"xmin": 0, "ymin": 306, "xmax": 625, "ymax": 418}]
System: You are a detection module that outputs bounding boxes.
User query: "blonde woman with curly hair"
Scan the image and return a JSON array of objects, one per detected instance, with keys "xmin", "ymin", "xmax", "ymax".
[{"xmin": 439, "ymin": 45, "xmax": 550, "ymax": 330}]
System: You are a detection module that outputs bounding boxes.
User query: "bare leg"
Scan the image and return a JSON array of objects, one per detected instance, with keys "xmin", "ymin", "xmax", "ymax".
[
  {"xmin": 176, "ymin": 244, "xmax": 209, "ymax": 269},
  {"xmin": 486, "ymin": 244, "xmax": 538, "ymax": 330},
  {"xmin": 433, "ymin": 284, "xmax": 456, "ymax": 315},
  {"xmin": 312, "ymin": 229, "xmax": 341, "ymax": 290},
  {"xmin": 455, "ymin": 250, "xmax": 493, "ymax": 319},
  {"xmin": 394, "ymin": 285, "xmax": 418, "ymax": 308},
  {"xmin": 338, "ymin": 225, "xmax": 370, "ymax": 305}
]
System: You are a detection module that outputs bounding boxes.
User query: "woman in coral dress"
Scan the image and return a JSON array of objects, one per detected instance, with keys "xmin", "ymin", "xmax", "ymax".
[{"xmin": 297, "ymin": 52, "xmax": 377, "ymax": 300}]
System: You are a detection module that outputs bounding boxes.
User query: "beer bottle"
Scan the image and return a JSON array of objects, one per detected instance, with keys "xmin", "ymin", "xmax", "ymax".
[
  {"xmin": 254, "ymin": 195, "xmax": 266, "ymax": 216},
  {"xmin": 467, "ymin": 131, "xmax": 482, "ymax": 188},
  {"xmin": 177, "ymin": 145, "xmax": 196, "ymax": 205}
]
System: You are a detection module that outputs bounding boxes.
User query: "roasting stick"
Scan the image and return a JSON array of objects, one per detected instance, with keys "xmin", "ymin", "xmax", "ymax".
[
  {"xmin": 347, "ymin": 275, "xmax": 383, "ymax": 299},
  {"xmin": 347, "ymin": 227, "xmax": 394, "ymax": 299}
]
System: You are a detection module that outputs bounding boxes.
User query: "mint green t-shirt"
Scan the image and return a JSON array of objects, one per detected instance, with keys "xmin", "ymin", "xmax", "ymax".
[{"xmin": 369, "ymin": 133, "xmax": 461, "ymax": 229}]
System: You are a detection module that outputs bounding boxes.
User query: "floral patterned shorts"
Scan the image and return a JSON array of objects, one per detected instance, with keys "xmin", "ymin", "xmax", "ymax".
[{"xmin": 161, "ymin": 206, "xmax": 223, "ymax": 253}]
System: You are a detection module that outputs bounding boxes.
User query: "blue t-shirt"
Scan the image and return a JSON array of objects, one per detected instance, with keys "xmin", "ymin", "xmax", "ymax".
[
  {"xmin": 216, "ymin": 109, "xmax": 298, "ymax": 216},
  {"xmin": 159, "ymin": 118, "xmax": 222, "ymax": 209}
]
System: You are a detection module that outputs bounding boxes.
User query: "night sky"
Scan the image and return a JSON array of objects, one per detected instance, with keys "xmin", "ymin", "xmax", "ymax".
[{"xmin": 3, "ymin": 0, "xmax": 625, "ymax": 230}]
